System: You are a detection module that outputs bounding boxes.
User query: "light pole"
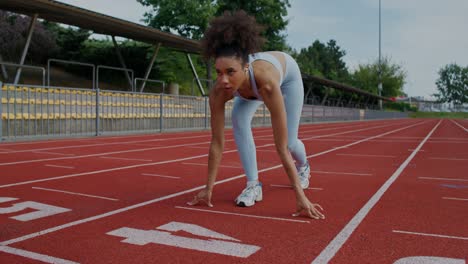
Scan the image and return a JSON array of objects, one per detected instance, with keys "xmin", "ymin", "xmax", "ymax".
[{"xmin": 378, "ymin": 0, "xmax": 383, "ymax": 110}]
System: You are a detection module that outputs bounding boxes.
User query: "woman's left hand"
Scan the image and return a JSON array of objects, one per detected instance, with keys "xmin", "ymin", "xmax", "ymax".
[{"xmin": 293, "ymin": 195, "xmax": 325, "ymax": 219}]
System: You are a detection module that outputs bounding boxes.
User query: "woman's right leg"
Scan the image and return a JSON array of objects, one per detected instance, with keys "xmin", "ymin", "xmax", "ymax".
[
  {"xmin": 231, "ymin": 97, "xmax": 263, "ymax": 183},
  {"xmin": 232, "ymin": 97, "xmax": 264, "ymax": 207}
]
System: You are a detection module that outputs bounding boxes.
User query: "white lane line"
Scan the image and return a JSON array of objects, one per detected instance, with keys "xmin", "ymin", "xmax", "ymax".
[
  {"xmin": 182, "ymin": 162, "xmax": 242, "ymax": 169},
  {"xmin": 0, "ymin": 120, "xmax": 412, "ymax": 166},
  {"xmin": 32, "ymin": 187, "xmax": 119, "ymax": 201},
  {"xmin": 141, "ymin": 173, "xmax": 180, "ymax": 179},
  {"xmin": 312, "ymin": 171, "xmax": 373, "ymax": 176},
  {"xmin": 99, "ymin": 156, "xmax": 153, "ymax": 162},
  {"xmin": 429, "ymin": 157, "xmax": 468, "ymax": 161},
  {"xmin": 270, "ymin": 184, "xmax": 323, "ymax": 191},
  {"xmin": 419, "ymin": 177, "xmax": 468, "ymax": 182},
  {"xmin": 451, "ymin": 119, "xmax": 468, "ymax": 133},
  {"xmin": 44, "ymin": 164, "xmax": 75, "ymax": 169},
  {"xmin": 32, "ymin": 151, "xmax": 75, "ymax": 156},
  {"xmin": 392, "ymin": 230, "xmax": 468, "ymax": 240},
  {"xmin": 0, "ymin": 245, "xmax": 78, "ymax": 264},
  {"xmin": 174, "ymin": 206, "xmax": 310, "ymax": 224},
  {"xmin": 337, "ymin": 154, "xmax": 396, "ymax": 158},
  {"xmin": 311, "ymin": 120, "xmax": 441, "ymax": 264},
  {"xmin": 443, "ymin": 197, "xmax": 468, "ymax": 201},
  {"xmin": 185, "ymin": 146, "xmax": 209, "ymax": 149},
  {"xmin": 0, "ymin": 120, "xmax": 426, "ymax": 246}
]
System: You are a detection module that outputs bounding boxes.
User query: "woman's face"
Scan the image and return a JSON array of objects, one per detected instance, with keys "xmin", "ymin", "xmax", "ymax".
[{"xmin": 215, "ymin": 56, "xmax": 248, "ymax": 93}]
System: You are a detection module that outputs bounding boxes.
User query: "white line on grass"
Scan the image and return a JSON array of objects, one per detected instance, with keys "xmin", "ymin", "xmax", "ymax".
[
  {"xmin": 32, "ymin": 187, "xmax": 119, "ymax": 201},
  {"xmin": 311, "ymin": 120, "xmax": 441, "ymax": 264}
]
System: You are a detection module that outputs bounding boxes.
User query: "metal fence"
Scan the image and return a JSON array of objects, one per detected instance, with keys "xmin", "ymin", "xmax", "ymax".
[{"xmin": 1, "ymin": 83, "xmax": 408, "ymax": 141}]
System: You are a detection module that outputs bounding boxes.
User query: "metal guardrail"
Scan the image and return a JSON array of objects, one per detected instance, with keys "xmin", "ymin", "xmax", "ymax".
[
  {"xmin": 0, "ymin": 84, "xmax": 409, "ymax": 141},
  {"xmin": 47, "ymin": 58, "xmax": 95, "ymax": 90},
  {"xmin": 0, "ymin": 62, "xmax": 46, "ymax": 86}
]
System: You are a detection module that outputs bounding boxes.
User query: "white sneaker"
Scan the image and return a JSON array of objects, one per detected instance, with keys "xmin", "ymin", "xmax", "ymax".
[
  {"xmin": 297, "ymin": 162, "xmax": 311, "ymax": 189},
  {"xmin": 235, "ymin": 182, "xmax": 263, "ymax": 207}
]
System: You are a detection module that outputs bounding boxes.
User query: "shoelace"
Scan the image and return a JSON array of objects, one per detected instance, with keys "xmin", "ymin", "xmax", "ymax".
[{"xmin": 239, "ymin": 186, "xmax": 257, "ymax": 199}]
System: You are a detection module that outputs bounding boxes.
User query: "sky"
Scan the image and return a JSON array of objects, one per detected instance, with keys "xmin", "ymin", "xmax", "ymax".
[{"xmin": 58, "ymin": 0, "xmax": 468, "ymax": 100}]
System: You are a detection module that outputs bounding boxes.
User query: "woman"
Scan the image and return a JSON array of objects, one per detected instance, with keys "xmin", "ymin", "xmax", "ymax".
[{"xmin": 188, "ymin": 10, "xmax": 324, "ymax": 219}]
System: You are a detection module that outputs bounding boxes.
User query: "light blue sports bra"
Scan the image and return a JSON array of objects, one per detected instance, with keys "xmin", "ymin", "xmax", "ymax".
[{"xmin": 234, "ymin": 52, "xmax": 284, "ymax": 101}]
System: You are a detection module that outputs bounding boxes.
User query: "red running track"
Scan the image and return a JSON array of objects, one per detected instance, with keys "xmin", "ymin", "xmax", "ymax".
[{"xmin": 0, "ymin": 119, "xmax": 466, "ymax": 263}]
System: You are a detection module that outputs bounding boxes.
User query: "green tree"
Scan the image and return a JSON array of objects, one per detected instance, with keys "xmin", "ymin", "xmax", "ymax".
[
  {"xmin": 293, "ymin": 39, "xmax": 349, "ymax": 82},
  {"xmin": 137, "ymin": 0, "xmax": 216, "ymax": 40},
  {"xmin": 434, "ymin": 63, "xmax": 468, "ymax": 104},
  {"xmin": 43, "ymin": 22, "xmax": 91, "ymax": 60},
  {"xmin": 138, "ymin": 0, "xmax": 290, "ymax": 51},
  {"xmin": 350, "ymin": 57, "xmax": 406, "ymax": 98}
]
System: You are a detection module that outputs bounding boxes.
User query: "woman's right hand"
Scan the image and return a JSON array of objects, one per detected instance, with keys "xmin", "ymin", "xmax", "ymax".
[{"xmin": 187, "ymin": 188, "xmax": 213, "ymax": 207}]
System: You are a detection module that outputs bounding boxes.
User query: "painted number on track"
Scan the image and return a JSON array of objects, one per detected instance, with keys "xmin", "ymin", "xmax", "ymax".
[
  {"xmin": 0, "ymin": 197, "xmax": 71, "ymax": 221},
  {"xmin": 107, "ymin": 221, "xmax": 261, "ymax": 258}
]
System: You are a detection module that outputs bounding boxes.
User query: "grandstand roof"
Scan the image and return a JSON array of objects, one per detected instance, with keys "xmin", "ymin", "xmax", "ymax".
[
  {"xmin": 0, "ymin": 0, "xmax": 200, "ymax": 54},
  {"xmin": 302, "ymin": 74, "xmax": 391, "ymax": 101}
]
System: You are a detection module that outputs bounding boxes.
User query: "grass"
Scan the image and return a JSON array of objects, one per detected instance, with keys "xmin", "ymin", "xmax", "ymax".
[{"xmin": 409, "ymin": 112, "xmax": 468, "ymax": 118}]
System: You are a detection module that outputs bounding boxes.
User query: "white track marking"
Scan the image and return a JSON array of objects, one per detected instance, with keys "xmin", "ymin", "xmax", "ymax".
[
  {"xmin": 182, "ymin": 162, "xmax": 242, "ymax": 169},
  {"xmin": 311, "ymin": 170, "xmax": 373, "ymax": 176},
  {"xmin": 32, "ymin": 187, "xmax": 119, "ymax": 201},
  {"xmin": 0, "ymin": 121, "xmax": 426, "ymax": 190},
  {"xmin": 0, "ymin": 120, "xmax": 427, "ymax": 246},
  {"xmin": 99, "ymin": 156, "xmax": 153, "ymax": 162},
  {"xmin": 311, "ymin": 120, "xmax": 441, "ymax": 264},
  {"xmin": 44, "ymin": 164, "xmax": 75, "ymax": 169},
  {"xmin": 337, "ymin": 154, "xmax": 396, "ymax": 158},
  {"xmin": 392, "ymin": 230, "xmax": 468, "ymax": 240},
  {"xmin": 442, "ymin": 197, "xmax": 468, "ymax": 201},
  {"xmin": 174, "ymin": 206, "xmax": 310, "ymax": 224},
  {"xmin": 451, "ymin": 119, "xmax": 468, "ymax": 133},
  {"xmin": 419, "ymin": 177, "xmax": 468, "ymax": 182},
  {"xmin": 0, "ymin": 246, "xmax": 78, "ymax": 264},
  {"xmin": 32, "ymin": 151, "xmax": 75, "ymax": 156},
  {"xmin": 141, "ymin": 173, "xmax": 180, "ymax": 179},
  {"xmin": 270, "ymin": 184, "xmax": 323, "ymax": 191},
  {"xmin": 0, "ymin": 120, "xmax": 414, "ymax": 166},
  {"xmin": 429, "ymin": 157, "xmax": 468, "ymax": 161}
]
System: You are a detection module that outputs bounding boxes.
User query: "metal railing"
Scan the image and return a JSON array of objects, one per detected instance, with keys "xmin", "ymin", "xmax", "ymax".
[{"xmin": 1, "ymin": 84, "xmax": 409, "ymax": 141}]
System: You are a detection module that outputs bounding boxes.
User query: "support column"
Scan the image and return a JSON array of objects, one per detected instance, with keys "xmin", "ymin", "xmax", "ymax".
[
  {"xmin": 111, "ymin": 36, "xmax": 133, "ymax": 91},
  {"xmin": 0, "ymin": 54, "xmax": 8, "ymax": 81},
  {"xmin": 14, "ymin": 13, "xmax": 38, "ymax": 85},
  {"xmin": 140, "ymin": 43, "xmax": 161, "ymax": 92},
  {"xmin": 186, "ymin": 53, "xmax": 205, "ymax": 96}
]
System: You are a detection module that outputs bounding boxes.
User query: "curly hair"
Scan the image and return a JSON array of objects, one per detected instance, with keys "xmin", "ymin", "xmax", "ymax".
[{"xmin": 201, "ymin": 10, "xmax": 265, "ymax": 64}]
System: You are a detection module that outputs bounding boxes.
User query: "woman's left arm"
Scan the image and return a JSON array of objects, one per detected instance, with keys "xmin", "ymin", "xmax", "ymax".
[{"xmin": 256, "ymin": 66, "xmax": 325, "ymax": 219}]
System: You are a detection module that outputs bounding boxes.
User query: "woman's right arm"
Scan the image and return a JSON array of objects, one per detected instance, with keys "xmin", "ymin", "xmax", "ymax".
[
  {"xmin": 188, "ymin": 87, "xmax": 229, "ymax": 207},
  {"xmin": 205, "ymin": 89, "xmax": 227, "ymax": 191}
]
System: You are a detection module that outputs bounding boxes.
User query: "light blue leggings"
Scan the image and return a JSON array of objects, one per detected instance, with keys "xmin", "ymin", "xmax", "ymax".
[{"xmin": 232, "ymin": 54, "xmax": 307, "ymax": 183}]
